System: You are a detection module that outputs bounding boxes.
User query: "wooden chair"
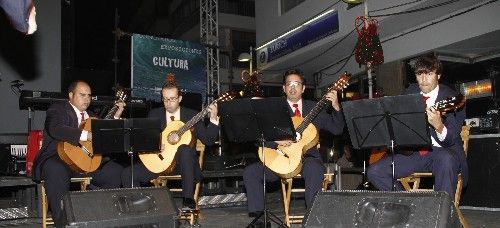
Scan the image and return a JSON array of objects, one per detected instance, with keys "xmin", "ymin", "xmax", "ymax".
[
  {"xmin": 399, "ymin": 125, "xmax": 470, "ymax": 228},
  {"xmin": 41, "ymin": 177, "xmax": 92, "ymax": 228},
  {"xmin": 280, "ymin": 172, "xmax": 334, "ymax": 226},
  {"xmin": 150, "ymin": 140, "xmax": 205, "ymax": 225}
]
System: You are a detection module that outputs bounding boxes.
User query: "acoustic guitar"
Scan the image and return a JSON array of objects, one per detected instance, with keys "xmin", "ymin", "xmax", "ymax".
[
  {"xmin": 258, "ymin": 73, "xmax": 350, "ymax": 178},
  {"xmin": 139, "ymin": 92, "xmax": 236, "ymax": 174},
  {"xmin": 57, "ymin": 89, "xmax": 127, "ymax": 173},
  {"xmin": 368, "ymin": 94, "xmax": 466, "ymax": 164}
]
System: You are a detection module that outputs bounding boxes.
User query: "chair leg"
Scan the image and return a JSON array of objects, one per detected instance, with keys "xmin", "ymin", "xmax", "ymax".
[
  {"xmin": 413, "ymin": 177, "xmax": 421, "ymax": 190},
  {"xmin": 40, "ymin": 182, "xmax": 54, "ymax": 228},
  {"xmin": 400, "ymin": 177, "xmax": 412, "ymax": 191},
  {"xmin": 41, "ymin": 183, "xmax": 47, "ymax": 228},
  {"xmin": 189, "ymin": 181, "xmax": 202, "ymax": 225},
  {"xmin": 454, "ymin": 175, "xmax": 468, "ymax": 228},
  {"xmin": 456, "ymin": 207, "xmax": 469, "ymax": 228},
  {"xmin": 281, "ymin": 178, "xmax": 292, "ymax": 227}
]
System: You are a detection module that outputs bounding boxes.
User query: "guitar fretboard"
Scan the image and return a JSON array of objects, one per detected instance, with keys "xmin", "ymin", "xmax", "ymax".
[
  {"xmin": 293, "ymin": 74, "xmax": 349, "ymax": 134},
  {"xmin": 176, "ymin": 92, "xmax": 234, "ymax": 136},
  {"xmin": 296, "ymin": 97, "xmax": 330, "ymax": 134},
  {"xmin": 177, "ymin": 107, "xmax": 211, "ymax": 136},
  {"xmin": 104, "ymin": 105, "xmax": 120, "ymax": 119}
]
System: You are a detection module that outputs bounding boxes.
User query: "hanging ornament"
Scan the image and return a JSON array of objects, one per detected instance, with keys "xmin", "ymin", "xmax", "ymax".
[
  {"xmin": 164, "ymin": 73, "xmax": 177, "ymax": 86},
  {"xmin": 354, "ymin": 16, "xmax": 384, "ymax": 67},
  {"xmin": 239, "ymin": 70, "xmax": 263, "ymax": 98}
]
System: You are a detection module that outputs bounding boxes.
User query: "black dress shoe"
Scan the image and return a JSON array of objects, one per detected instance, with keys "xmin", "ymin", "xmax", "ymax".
[{"xmin": 182, "ymin": 197, "xmax": 196, "ymax": 209}]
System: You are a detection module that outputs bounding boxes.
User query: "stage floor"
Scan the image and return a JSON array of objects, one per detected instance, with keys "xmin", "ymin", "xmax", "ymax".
[{"xmin": 1, "ymin": 192, "xmax": 499, "ymax": 227}]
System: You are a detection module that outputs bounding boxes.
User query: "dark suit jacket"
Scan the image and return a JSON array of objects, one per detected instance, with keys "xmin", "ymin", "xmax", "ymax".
[
  {"xmin": 0, "ymin": 0, "xmax": 32, "ymax": 33},
  {"xmin": 405, "ymin": 83, "xmax": 468, "ymax": 184},
  {"xmin": 266, "ymin": 99, "xmax": 345, "ymax": 156},
  {"xmin": 148, "ymin": 106, "xmax": 219, "ymax": 147},
  {"xmin": 32, "ymin": 101, "xmax": 86, "ymax": 182}
]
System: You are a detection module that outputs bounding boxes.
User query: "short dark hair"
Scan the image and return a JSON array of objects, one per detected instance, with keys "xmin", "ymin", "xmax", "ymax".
[
  {"xmin": 282, "ymin": 69, "xmax": 306, "ymax": 85},
  {"xmin": 67, "ymin": 80, "xmax": 89, "ymax": 93},
  {"xmin": 161, "ymin": 83, "xmax": 182, "ymax": 97},
  {"xmin": 411, "ymin": 54, "xmax": 442, "ymax": 75}
]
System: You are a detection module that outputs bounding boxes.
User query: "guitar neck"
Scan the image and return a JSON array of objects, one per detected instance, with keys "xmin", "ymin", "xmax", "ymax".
[
  {"xmin": 177, "ymin": 106, "xmax": 211, "ymax": 136},
  {"xmin": 104, "ymin": 104, "xmax": 119, "ymax": 119},
  {"xmin": 296, "ymin": 97, "xmax": 330, "ymax": 134}
]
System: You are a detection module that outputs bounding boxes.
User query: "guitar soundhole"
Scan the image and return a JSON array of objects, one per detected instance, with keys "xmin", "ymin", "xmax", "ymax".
[{"xmin": 167, "ymin": 131, "xmax": 180, "ymax": 144}]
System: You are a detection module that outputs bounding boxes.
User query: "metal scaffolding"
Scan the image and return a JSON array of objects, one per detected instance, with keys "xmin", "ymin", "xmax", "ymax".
[{"xmin": 200, "ymin": 0, "xmax": 220, "ymax": 102}]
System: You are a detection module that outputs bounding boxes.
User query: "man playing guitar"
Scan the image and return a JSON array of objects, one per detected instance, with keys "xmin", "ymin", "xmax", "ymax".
[
  {"xmin": 367, "ymin": 54, "xmax": 468, "ymax": 197},
  {"xmin": 121, "ymin": 78, "xmax": 219, "ymax": 209},
  {"xmin": 32, "ymin": 80, "xmax": 125, "ymax": 227},
  {"xmin": 243, "ymin": 69, "xmax": 345, "ymax": 225}
]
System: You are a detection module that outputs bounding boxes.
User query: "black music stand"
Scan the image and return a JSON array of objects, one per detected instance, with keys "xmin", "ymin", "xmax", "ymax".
[
  {"xmin": 219, "ymin": 97, "xmax": 295, "ymax": 228},
  {"xmin": 342, "ymin": 94, "xmax": 430, "ymax": 190},
  {"xmin": 92, "ymin": 118, "xmax": 161, "ymax": 188}
]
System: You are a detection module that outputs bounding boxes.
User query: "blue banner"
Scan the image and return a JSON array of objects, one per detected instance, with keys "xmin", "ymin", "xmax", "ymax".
[
  {"xmin": 256, "ymin": 10, "xmax": 339, "ymax": 68},
  {"xmin": 131, "ymin": 34, "xmax": 207, "ymax": 102}
]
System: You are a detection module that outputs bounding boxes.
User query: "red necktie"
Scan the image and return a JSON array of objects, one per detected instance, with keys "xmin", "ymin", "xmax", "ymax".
[
  {"xmin": 420, "ymin": 95, "xmax": 430, "ymax": 156},
  {"xmin": 170, "ymin": 116, "xmax": 175, "ymax": 121},
  {"xmin": 80, "ymin": 112, "xmax": 85, "ymax": 123},
  {"xmin": 422, "ymin": 96, "xmax": 430, "ymax": 105},
  {"xmin": 293, "ymin": 104, "xmax": 301, "ymax": 117}
]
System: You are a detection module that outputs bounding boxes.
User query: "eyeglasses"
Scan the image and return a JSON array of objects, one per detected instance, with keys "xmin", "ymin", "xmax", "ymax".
[
  {"xmin": 162, "ymin": 97, "xmax": 179, "ymax": 102},
  {"xmin": 285, "ymin": 81, "xmax": 303, "ymax": 87}
]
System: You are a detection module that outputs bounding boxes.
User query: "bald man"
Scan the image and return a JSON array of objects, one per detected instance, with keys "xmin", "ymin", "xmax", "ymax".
[{"xmin": 32, "ymin": 81, "xmax": 125, "ymax": 227}]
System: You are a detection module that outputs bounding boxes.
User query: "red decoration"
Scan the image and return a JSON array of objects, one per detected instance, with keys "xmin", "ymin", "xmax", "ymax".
[
  {"xmin": 165, "ymin": 73, "xmax": 176, "ymax": 86},
  {"xmin": 239, "ymin": 70, "xmax": 263, "ymax": 98},
  {"xmin": 354, "ymin": 16, "xmax": 384, "ymax": 67}
]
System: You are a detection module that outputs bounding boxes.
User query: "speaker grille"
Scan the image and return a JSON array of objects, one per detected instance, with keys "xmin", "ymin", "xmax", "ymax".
[
  {"xmin": 303, "ymin": 190, "xmax": 459, "ymax": 228},
  {"xmin": 63, "ymin": 187, "xmax": 178, "ymax": 228}
]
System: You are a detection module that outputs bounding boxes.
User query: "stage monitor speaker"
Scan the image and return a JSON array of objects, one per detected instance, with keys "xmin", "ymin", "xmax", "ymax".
[
  {"xmin": 303, "ymin": 191, "xmax": 459, "ymax": 228},
  {"xmin": 461, "ymin": 136, "xmax": 500, "ymax": 208},
  {"xmin": 62, "ymin": 187, "xmax": 178, "ymax": 228}
]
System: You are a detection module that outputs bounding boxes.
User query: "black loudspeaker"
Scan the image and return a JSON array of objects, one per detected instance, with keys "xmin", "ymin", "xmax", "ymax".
[
  {"xmin": 461, "ymin": 137, "xmax": 500, "ymax": 208},
  {"xmin": 62, "ymin": 187, "xmax": 178, "ymax": 227},
  {"xmin": 303, "ymin": 191, "xmax": 460, "ymax": 228}
]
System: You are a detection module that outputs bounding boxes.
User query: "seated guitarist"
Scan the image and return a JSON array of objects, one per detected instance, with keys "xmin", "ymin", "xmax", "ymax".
[
  {"xmin": 367, "ymin": 54, "xmax": 468, "ymax": 198},
  {"xmin": 243, "ymin": 69, "xmax": 345, "ymax": 223},
  {"xmin": 32, "ymin": 80, "xmax": 125, "ymax": 227},
  {"xmin": 121, "ymin": 77, "xmax": 219, "ymax": 209}
]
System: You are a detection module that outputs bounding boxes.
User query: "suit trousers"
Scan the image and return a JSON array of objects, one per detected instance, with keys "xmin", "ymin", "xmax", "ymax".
[
  {"xmin": 243, "ymin": 150, "xmax": 325, "ymax": 213},
  {"xmin": 121, "ymin": 144, "xmax": 201, "ymax": 198},
  {"xmin": 367, "ymin": 147, "xmax": 461, "ymax": 197}
]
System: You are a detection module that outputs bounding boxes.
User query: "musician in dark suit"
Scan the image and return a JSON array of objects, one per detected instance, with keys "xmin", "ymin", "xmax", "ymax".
[
  {"xmin": 0, "ymin": 0, "xmax": 37, "ymax": 34},
  {"xmin": 32, "ymin": 80, "xmax": 125, "ymax": 227},
  {"xmin": 121, "ymin": 79, "xmax": 219, "ymax": 209},
  {"xmin": 367, "ymin": 54, "xmax": 467, "ymax": 198},
  {"xmin": 243, "ymin": 69, "xmax": 345, "ymax": 221}
]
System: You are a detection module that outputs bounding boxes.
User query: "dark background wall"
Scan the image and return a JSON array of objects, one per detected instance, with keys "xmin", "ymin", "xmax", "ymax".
[{"xmin": 0, "ymin": 0, "xmax": 61, "ymax": 134}]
